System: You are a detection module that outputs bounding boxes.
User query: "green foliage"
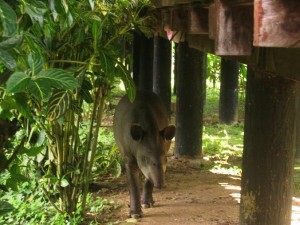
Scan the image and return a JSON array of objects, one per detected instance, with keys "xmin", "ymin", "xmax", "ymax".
[
  {"xmin": 0, "ymin": 0, "xmax": 153, "ymax": 221},
  {"xmin": 0, "ymin": 180, "xmax": 115, "ymax": 224},
  {"xmin": 0, "ymin": 183, "xmax": 53, "ymax": 224},
  {"xmin": 202, "ymin": 88, "xmax": 244, "ymax": 174},
  {"xmin": 203, "ymin": 124, "xmax": 244, "ymax": 161},
  {"xmin": 206, "ymin": 53, "xmax": 221, "ymax": 88},
  {"xmin": 0, "ymin": 200, "xmax": 14, "ymax": 216},
  {"xmin": 206, "ymin": 53, "xmax": 247, "ymax": 92},
  {"xmin": 239, "ymin": 63, "xmax": 247, "ymax": 93},
  {"xmin": 0, "ymin": 0, "xmax": 18, "ymax": 37},
  {"xmin": 94, "ymin": 129, "xmax": 123, "ymax": 177},
  {"xmin": 47, "ymin": 90, "xmax": 72, "ymax": 121}
]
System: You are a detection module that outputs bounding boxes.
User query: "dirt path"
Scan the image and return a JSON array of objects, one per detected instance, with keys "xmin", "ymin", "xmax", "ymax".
[{"xmin": 94, "ymin": 156, "xmax": 241, "ymax": 225}]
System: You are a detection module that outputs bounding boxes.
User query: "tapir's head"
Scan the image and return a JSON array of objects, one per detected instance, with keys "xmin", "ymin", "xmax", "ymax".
[{"xmin": 130, "ymin": 123, "xmax": 176, "ymax": 189}]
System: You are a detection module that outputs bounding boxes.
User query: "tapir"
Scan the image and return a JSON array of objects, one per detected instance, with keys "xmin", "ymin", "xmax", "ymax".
[{"xmin": 113, "ymin": 90, "xmax": 176, "ymax": 218}]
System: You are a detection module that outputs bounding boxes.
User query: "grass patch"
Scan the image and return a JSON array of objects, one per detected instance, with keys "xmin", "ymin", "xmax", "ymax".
[
  {"xmin": 203, "ymin": 88, "xmax": 300, "ymax": 194},
  {"xmin": 202, "ymin": 88, "xmax": 244, "ymax": 175}
]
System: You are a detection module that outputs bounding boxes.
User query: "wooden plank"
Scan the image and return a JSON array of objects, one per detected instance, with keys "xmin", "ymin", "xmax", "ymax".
[
  {"xmin": 215, "ymin": 0, "xmax": 253, "ymax": 55},
  {"xmin": 254, "ymin": 0, "xmax": 300, "ymax": 48},
  {"xmin": 161, "ymin": 9, "xmax": 171, "ymax": 31},
  {"xmin": 208, "ymin": 3, "xmax": 216, "ymax": 39},
  {"xmin": 187, "ymin": 34, "xmax": 215, "ymax": 53},
  {"xmin": 158, "ymin": 0, "xmax": 209, "ymax": 7},
  {"xmin": 188, "ymin": 7, "xmax": 209, "ymax": 34},
  {"xmin": 171, "ymin": 7, "xmax": 188, "ymax": 32}
]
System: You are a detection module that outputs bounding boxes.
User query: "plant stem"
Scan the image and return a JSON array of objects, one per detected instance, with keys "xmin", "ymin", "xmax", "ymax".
[
  {"xmin": 41, "ymin": 186, "xmax": 64, "ymax": 215},
  {"xmin": 81, "ymin": 87, "xmax": 107, "ymax": 211}
]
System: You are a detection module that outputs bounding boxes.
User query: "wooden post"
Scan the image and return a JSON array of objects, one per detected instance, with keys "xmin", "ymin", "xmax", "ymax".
[
  {"xmin": 175, "ymin": 42, "xmax": 205, "ymax": 158},
  {"xmin": 219, "ymin": 58, "xmax": 239, "ymax": 124},
  {"xmin": 153, "ymin": 35, "xmax": 172, "ymax": 113},
  {"xmin": 132, "ymin": 32, "xmax": 140, "ymax": 87},
  {"xmin": 132, "ymin": 32, "xmax": 154, "ymax": 91},
  {"xmin": 240, "ymin": 67, "xmax": 297, "ymax": 225}
]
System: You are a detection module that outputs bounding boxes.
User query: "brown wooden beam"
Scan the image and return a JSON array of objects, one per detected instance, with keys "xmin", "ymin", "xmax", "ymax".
[
  {"xmin": 254, "ymin": 0, "xmax": 300, "ymax": 48},
  {"xmin": 215, "ymin": 0, "xmax": 253, "ymax": 55},
  {"xmin": 208, "ymin": 3, "xmax": 215, "ymax": 39},
  {"xmin": 188, "ymin": 7, "xmax": 209, "ymax": 34},
  {"xmin": 187, "ymin": 34, "xmax": 215, "ymax": 53},
  {"xmin": 171, "ymin": 7, "xmax": 188, "ymax": 32}
]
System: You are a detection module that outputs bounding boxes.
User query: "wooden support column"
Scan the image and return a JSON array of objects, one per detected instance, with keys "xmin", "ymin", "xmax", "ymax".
[
  {"xmin": 254, "ymin": 0, "xmax": 300, "ymax": 48},
  {"xmin": 132, "ymin": 32, "xmax": 154, "ymax": 91},
  {"xmin": 219, "ymin": 58, "xmax": 239, "ymax": 124},
  {"xmin": 240, "ymin": 67, "xmax": 297, "ymax": 225},
  {"xmin": 175, "ymin": 42, "xmax": 205, "ymax": 158},
  {"xmin": 153, "ymin": 35, "xmax": 172, "ymax": 113},
  {"xmin": 132, "ymin": 32, "xmax": 140, "ymax": 87}
]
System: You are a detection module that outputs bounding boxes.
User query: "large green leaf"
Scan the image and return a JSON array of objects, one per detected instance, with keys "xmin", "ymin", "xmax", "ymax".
[
  {"xmin": 0, "ymin": 49, "xmax": 17, "ymax": 70},
  {"xmin": 47, "ymin": 90, "xmax": 71, "ymax": 121},
  {"xmin": 36, "ymin": 68, "xmax": 79, "ymax": 90},
  {"xmin": 80, "ymin": 79, "xmax": 93, "ymax": 103},
  {"xmin": 6, "ymin": 72, "xmax": 31, "ymax": 93},
  {"xmin": 23, "ymin": 0, "xmax": 48, "ymax": 26},
  {"xmin": 1, "ymin": 94, "xmax": 31, "ymax": 118},
  {"xmin": 80, "ymin": 88, "xmax": 93, "ymax": 103},
  {"xmin": 21, "ymin": 146, "xmax": 43, "ymax": 157},
  {"xmin": 29, "ymin": 79, "xmax": 51, "ymax": 101},
  {"xmin": 28, "ymin": 52, "xmax": 43, "ymax": 75},
  {"xmin": 0, "ymin": 35, "xmax": 23, "ymax": 49},
  {"xmin": 14, "ymin": 93, "xmax": 32, "ymax": 118},
  {"xmin": 117, "ymin": 63, "xmax": 136, "ymax": 102},
  {"xmin": 0, "ymin": 200, "xmax": 14, "ymax": 216},
  {"xmin": 0, "ymin": 0, "xmax": 18, "ymax": 37},
  {"xmin": 23, "ymin": 32, "xmax": 47, "ymax": 57}
]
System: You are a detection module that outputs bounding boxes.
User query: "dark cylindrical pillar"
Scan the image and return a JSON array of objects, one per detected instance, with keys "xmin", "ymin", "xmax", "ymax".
[{"xmin": 175, "ymin": 42, "xmax": 205, "ymax": 158}]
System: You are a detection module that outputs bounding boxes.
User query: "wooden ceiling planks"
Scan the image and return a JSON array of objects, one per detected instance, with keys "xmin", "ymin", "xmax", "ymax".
[{"xmin": 154, "ymin": 0, "xmax": 300, "ymax": 56}]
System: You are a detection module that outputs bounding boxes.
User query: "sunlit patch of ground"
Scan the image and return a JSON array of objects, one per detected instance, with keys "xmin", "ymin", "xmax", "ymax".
[{"xmin": 214, "ymin": 168, "xmax": 300, "ymax": 225}]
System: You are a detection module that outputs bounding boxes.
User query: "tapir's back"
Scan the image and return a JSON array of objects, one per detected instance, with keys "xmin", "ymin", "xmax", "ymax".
[{"xmin": 113, "ymin": 90, "xmax": 169, "ymax": 153}]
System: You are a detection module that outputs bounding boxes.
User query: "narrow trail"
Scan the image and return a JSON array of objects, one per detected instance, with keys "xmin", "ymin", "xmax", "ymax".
[{"xmin": 95, "ymin": 157, "xmax": 241, "ymax": 225}]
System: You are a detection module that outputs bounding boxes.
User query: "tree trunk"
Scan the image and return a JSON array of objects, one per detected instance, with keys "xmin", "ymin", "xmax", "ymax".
[
  {"xmin": 153, "ymin": 35, "xmax": 172, "ymax": 113},
  {"xmin": 132, "ymin": 32, "xmax": 154, "ymax": 91},
  {"xmin": 240, "ymin": 67, "xmax": 297, "ymax": 225},
  {"xmin": 175, "ymin": 42, "xmax": 205, "ymax": 158},
  {"xmin": 219, "ymin": 58, "xmax": 239, "ymax": 124}
]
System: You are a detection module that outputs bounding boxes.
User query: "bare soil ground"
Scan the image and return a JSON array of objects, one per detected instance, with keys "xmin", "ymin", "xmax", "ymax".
[
  {"xmin": 88, "ymin": 96, "xmax": 300, "ymax": 225},
  {"xmin": 93, "ymin": 155, "xmax": 241, "ymax": 225}
]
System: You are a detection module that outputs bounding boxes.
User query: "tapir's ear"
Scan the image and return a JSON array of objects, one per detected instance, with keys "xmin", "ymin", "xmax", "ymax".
[
  {"xmin": 131, "ymin": 124, "xmax": 144, "ymax": 141},
  {"xmin": 162, "ymin": 125, "xmax": 176, "ymax": 140}
]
